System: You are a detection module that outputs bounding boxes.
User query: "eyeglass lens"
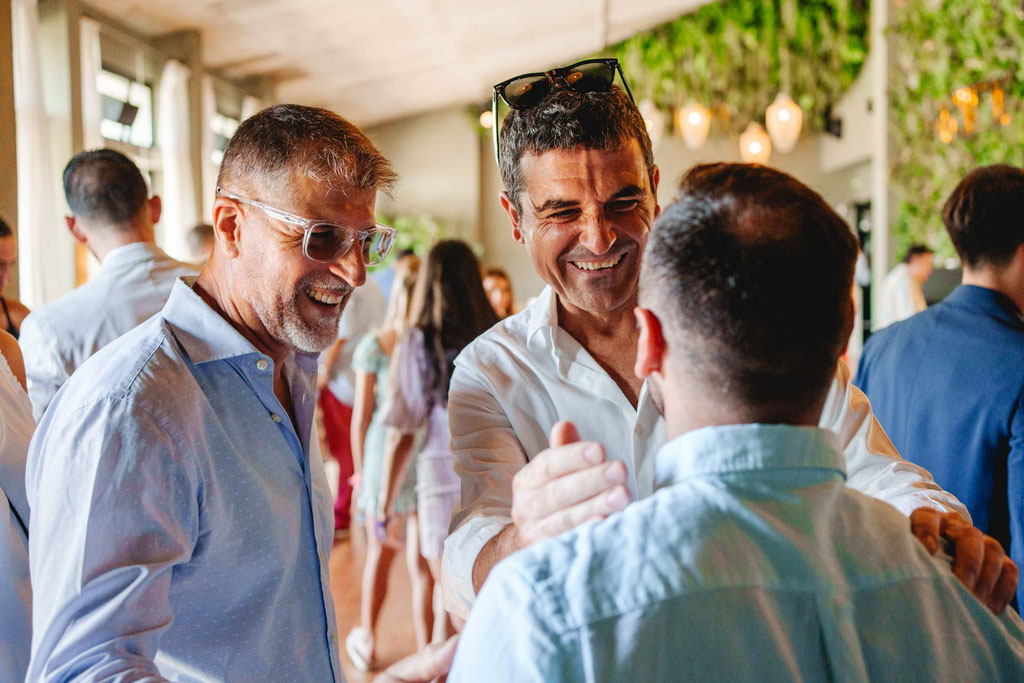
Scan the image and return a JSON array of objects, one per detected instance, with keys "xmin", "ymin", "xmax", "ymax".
[
  {"xmin": 304, "ymin": 225, "xmax": 395, "ymax": 266},
  {"xmin": 501, "ymin": 74, "xmax": 551, "ymax": 108},
  {"xmin": 563, "ymin": 61, "xmax": 615, "ymax": 94}
]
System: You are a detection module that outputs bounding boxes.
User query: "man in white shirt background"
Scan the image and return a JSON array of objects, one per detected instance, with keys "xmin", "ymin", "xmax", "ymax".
[
  {"xmin": 18, "ymin": 149, "xmax": 197, "ymax": 420},
  {"xmin": 875, "ymin": 243, "xmax": 934, "ymax": 330},
  {"xmin": 442, "ymin": 59, "xmax": 1017, "ymax": 619}
]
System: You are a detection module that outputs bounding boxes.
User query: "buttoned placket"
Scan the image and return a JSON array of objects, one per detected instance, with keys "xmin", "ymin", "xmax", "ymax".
[
  {"xmin": 241, "ymin": 354, "xmax": 343, "ymax": 679},
  {"xmin": 549, "ymin": 327, "xmax": 646, "ymax": 497}
]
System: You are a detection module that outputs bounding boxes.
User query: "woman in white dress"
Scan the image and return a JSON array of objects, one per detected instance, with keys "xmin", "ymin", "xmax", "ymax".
[
  {"xmin": 378, "ymin": 240, "xmax": 498, "ymax": 643},
  {"xmin": 0, "ymin": 328, "xmax": 34, "ymax": 680}
]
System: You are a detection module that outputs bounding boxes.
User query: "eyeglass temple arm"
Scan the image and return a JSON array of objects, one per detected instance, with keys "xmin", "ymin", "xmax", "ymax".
[
  {"xmin": 616, "ymin": 62, "xmax": 636, "ymax": 104},
  {"xmin": 492, "ymin": 93, "xmax": 500, "ymax": 165}
]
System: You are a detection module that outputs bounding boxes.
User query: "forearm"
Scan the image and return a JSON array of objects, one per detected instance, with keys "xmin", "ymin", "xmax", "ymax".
[
  {"xmin": 350, "ymin": 411, "xmax": 372, "ymax": 475},
  {"xmin": 471, "ymin": 524, "xmax": 520, "ymax": 592}
]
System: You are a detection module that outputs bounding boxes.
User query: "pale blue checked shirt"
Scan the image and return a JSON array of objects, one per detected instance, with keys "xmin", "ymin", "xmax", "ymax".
[
  {"xmin": 25, "ymin": 278, "xmax": 343, "ymax": 682},
  {"xmin": 451, "ymin": 424, "xmax": 1024, "ymax": 682}
]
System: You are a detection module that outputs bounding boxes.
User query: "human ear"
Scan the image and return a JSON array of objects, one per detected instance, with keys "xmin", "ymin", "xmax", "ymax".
[
  {"xmin": 211, "ymin": 199, "xmax": 243, "ymax": 258},
  {"xmin": 65, "ymin": 216, "xmax": 87, "ymax": 245},
  {"xmin": 499, "ymin": 191, "xmax": 525, "ymax": 244},
  {"xmin": 148, "ymin": 195, "xmax": 163, "ymax": 225},
  {"xmin": 634, "ymin": 306, "xmax": 667, "ymax": 380}
]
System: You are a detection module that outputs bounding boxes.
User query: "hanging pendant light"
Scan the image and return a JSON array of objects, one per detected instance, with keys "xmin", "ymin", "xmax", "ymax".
[
  {"xmin": 676, "ymin": 102, "xmax": 711, "ymax": 150},
  {"xmin": 739, "ymin": 122, "xmax": 771, "ymax": 164},
  {"xmin": 638, "ymin": 99, "xmax": 666, "ymax": 148},
  {"xmin": 766, "ymin": 93, "xmax": 803, "ymax": 153}
]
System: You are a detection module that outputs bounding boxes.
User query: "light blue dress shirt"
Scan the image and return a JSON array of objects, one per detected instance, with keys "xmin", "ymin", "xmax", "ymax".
[
  {"xmin": 26, "ymin": 278, "xmax": 343, "ymax": 682},
  {"xmin": 451, "ymin": 424, "xmax": 1024, "ymax": 682}
]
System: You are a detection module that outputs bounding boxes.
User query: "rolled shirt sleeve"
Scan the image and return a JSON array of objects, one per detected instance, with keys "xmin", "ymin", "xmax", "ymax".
[
  {"xmin": 823, "ymin": 359, "xmax": 969, "ymax": 520},
  {"xmin": 26, "ymin": 398, "xmax": 199, "ymax": 682},
  {"xmin": 442, "ymin": 360, "xmax": 527, "ymax": 619}
]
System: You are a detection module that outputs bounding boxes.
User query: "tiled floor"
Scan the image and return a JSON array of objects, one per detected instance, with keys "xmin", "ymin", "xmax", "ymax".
[{"xmin": 331, "ymin": 531, "xmax": 420, "ymax": 682}]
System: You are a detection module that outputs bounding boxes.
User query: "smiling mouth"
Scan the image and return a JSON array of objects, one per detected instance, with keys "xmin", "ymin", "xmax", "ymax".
[
  {"xmin": 305, "ymin": 286, "xmax": 348, "ymax": 306},
  {"xmin": 570, "ymin": 252, "xmax": 626, "ymax": 272}
]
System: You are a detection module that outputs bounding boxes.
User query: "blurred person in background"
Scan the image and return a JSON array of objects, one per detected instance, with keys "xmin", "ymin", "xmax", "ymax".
[
  {"xmin": 373, "ymin": 247, "xmax": 417, "ymax": 300},
  {"xmin": 0, "ymin": 218, "xmax": 30, "ymax": 339},
  {"xmin": 346, "ymin": 254, "xmax": 433, "ymax": 671},
  {"xmin": 875, "ymin": 243, "xmax": 933, "ymax": 330},
  {"xmin": 188, "ymin": 223, "xmax": 215, "ymax": 264},
  {"xmin": 482, "ymin": 266, "xmax": 516, "ymax": 319},
  {"xmin": 319, "ymin": 273, "xmax": 388, "ymax": 533},
  {"xmin": 18, "ymin": 149, "xmax": 197, "ymax": 420},
  {"xmin": 378, "ymin": 240, "xmax": 498, "ymax": 644},
  {"xmin": 857, "ymin": 164, "xmax": 1024, "ymax": 608},
  {"xmin": 0, "ymin": 328, "xmax": 33, "ymax": 681}
]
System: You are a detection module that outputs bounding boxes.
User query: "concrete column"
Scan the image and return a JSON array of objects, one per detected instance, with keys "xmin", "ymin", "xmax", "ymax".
[{"xmin": 0, "ymin": 0, "xmax": 19, "ymax": 297}]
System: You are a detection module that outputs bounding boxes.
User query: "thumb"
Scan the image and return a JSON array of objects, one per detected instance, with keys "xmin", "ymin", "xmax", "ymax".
[{"xmin": 550, "ymin": 420, "xmax": 581, "ymax": 448}]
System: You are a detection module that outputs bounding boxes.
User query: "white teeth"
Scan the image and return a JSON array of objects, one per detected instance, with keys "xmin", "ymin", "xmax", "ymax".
[
  {"xmin": 306, "ymin": 288, "xmax": 344, "ymax": 305},
  {"xmin": 571, "ymin": 254, "xmax": 624, "ymax": 271}
]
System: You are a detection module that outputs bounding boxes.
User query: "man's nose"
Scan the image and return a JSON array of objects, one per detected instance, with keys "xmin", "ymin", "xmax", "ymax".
[
  {"xmin": 577, "ymin": 214, "xmax": 617, "ymax": 256},
  {"xmin": 332, "ymin": 241, "xmax": 367, "ymax": 289}
]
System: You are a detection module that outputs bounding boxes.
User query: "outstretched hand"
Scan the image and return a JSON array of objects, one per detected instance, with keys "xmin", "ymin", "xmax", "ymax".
[
  {"xmin": 510, "ymin": 421, "xmax": 630, "ymax": 548},
  {"xmin": 910, "ymin": 508, "xmax": 1018, "ymax": 614}
]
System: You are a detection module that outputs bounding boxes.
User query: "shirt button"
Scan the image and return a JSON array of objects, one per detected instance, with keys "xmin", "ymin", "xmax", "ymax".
[
  {"xmin": 318, "ymin": 550, "xmax": 324, "ymax": 561},
  {"xmin": 270, "ymin": 412, "xmax": 282, "ymax": 423},
  {"xmin": 331, "ymin": 633, "xmax": 337, "ymax": 643},
  {"xmin": 256, "ymin": 358, "xmax": 269, "ymax": 371}
]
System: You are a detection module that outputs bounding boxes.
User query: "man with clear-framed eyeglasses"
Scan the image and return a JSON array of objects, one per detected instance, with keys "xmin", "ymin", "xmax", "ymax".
[{"xmin": 26, "ymin": 104, "xmax": 396, "ymax": 681}]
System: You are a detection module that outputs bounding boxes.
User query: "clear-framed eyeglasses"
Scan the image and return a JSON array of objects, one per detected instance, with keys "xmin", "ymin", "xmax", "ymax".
[{"xmin": 216, "ymin": 187, "xmax": 397, "ymax": 266}]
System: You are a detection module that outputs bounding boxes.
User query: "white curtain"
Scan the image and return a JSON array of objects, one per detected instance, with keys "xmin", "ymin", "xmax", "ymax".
[
  {"xmin": 79, "ymin": 16, "xmax": 103, "ymax": 281},
  {"xmin": 241, "ymin": 95, "xmax": 264, "ymax": 121},
  {"xmin": 12, "ymin": 0, "xmax": 72, "ymax": 308},
  {"xmin": 201, "ymin": 76, "xmax": 217, "ymax": 221},
  {"xmin": 79, "ymin": 17, "xmax": 103, "ymax": 150},
  {"xmin": 157, "ymin": 59, "xmax": 197, "ymax": 262}
]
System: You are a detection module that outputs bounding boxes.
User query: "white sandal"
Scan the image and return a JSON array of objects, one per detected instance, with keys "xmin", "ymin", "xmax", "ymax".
[{"xmin": 345, "ymin": 626, "xmax": 376, "ymax": 671}]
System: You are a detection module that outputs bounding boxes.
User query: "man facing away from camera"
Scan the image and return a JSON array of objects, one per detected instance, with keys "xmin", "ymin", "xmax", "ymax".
[
  {"xmin": 26, "ymin": 104, "xmax": 397, "ymax": 681},
  {"xmin": 443, "ymin": 66, "xmax": 1016, "ymax": 620},
  {"xmin": 450, "ymin": 164, "xmax": 1024, "ymax": 681},
  {"xmin": 18, "ymin": 149, "xmax": 197, "ymax": 421}
]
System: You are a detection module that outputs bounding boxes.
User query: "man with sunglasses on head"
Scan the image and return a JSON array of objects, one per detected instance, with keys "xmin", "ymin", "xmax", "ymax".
[
  {"xmin": 443, "ymin": 59, "xmax": 1017, "ymax": 621},
  {"xmin": 26, "ymin": 104, "xmax": 397, "ymax": 681}
]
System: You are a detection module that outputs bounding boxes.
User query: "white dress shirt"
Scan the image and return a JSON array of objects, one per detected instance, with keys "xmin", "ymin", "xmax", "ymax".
[
  {"xmin": 0, "ymin": 351, "xmax": 33, "ymax": 682},
  {"xmin": 443, "ymin": 286, "xmax": 968, "ymax": 618},
  {"xmin": 19, "ymin": 241, "xmax": 198, "ymax": 420},
  {"xmin": 875, "ymin": 262, "xmax": 927, "ymax": 330}
]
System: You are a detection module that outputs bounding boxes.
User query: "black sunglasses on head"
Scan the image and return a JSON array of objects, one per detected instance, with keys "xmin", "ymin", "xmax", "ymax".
[{"xmin": 490, "ymin": 58, "xmax": 636, "ymax": 165}]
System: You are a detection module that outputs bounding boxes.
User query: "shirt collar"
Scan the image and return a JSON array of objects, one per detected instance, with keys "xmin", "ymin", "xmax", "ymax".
[
  {"xmin": 654, "ymin": 423, "xmax": 846, "ymax": 489},
  {"xmin": 161, "ymin": 277, "xmax": 318, "ymax": 371},
  {"xmin": 946, "ymin": 284, "xmax": 1024, "ymax": 324},
  {"xmin": 526, "ymin": 286, "xmax": 558, "ymax": 343},
  {"xmin": 100, "ymin": 241, "xmax": 167, "ymax": 272}
]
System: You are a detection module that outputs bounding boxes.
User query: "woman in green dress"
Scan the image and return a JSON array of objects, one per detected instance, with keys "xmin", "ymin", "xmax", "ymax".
[{"xmin": 346, "ymin": 256, "xmax": 431, "ymax": 671}]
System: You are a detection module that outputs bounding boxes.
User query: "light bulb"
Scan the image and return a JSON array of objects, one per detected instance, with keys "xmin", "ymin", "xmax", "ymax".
[{"xmin": 765, "ymin": 93, "xmax": 803, "ymax": 153}]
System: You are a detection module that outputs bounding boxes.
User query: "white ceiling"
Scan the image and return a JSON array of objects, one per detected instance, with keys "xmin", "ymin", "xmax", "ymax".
[{"xmin": 84, "ymin": 0, "xmax": 712, "ymax": 127}]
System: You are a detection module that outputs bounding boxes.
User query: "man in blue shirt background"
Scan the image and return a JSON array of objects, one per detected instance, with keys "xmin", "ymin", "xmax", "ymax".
[
  {"xmin": 856, "ymin": 164, "xmax": 1024, "ymax": 607},
  {"xmin": 450, "ymin": 163, "xmax": 1024, "ymax": 681}
]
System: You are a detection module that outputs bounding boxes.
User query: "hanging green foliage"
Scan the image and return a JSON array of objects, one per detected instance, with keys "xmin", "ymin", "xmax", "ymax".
[
  {"xmin": 612, "ymin": 0, "xmax": 869, "ymax": 135},
  {"xmin": 889, "ymin": 0, "xmax": 1024, "ymax": 259}
]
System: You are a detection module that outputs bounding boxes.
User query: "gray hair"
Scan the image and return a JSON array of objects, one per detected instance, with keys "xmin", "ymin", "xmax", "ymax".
[
  {"xmin": 217, "ymin": 104, "xmax": 397, "ymax": 199},
  {"xmin": 498, "ymin": 85, "xmax": 654, "ymax": 212}
]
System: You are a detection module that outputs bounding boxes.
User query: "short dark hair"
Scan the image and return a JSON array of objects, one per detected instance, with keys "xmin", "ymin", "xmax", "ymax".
[
  {"xmin": 0, "ymin": 216, "xmax": 11, "ymax": 238},
  {"xmin": 63, "ymin": 149, "xmax": 149, "ymax": 227},
  {"xmin": 641, "ymin": 163, "xmax": 858, "ymax": 415},
  {"xmin": 218, "ymin": 104, "xmax": 397, "ymax": 200},
  {"xmin": 902, "ymin": 243, "xmax": 933, "ymax": 263},
  {"xmin": 189, "ymin": 223, "xmax": 214, "ymax": 253},
  {"xmin": 498, "ymin": 85, "xmax": 654, "ymax": 212},
  {"xmin": 942, "ymin": 164, "xmax": 1024, "ymax": 268}
]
